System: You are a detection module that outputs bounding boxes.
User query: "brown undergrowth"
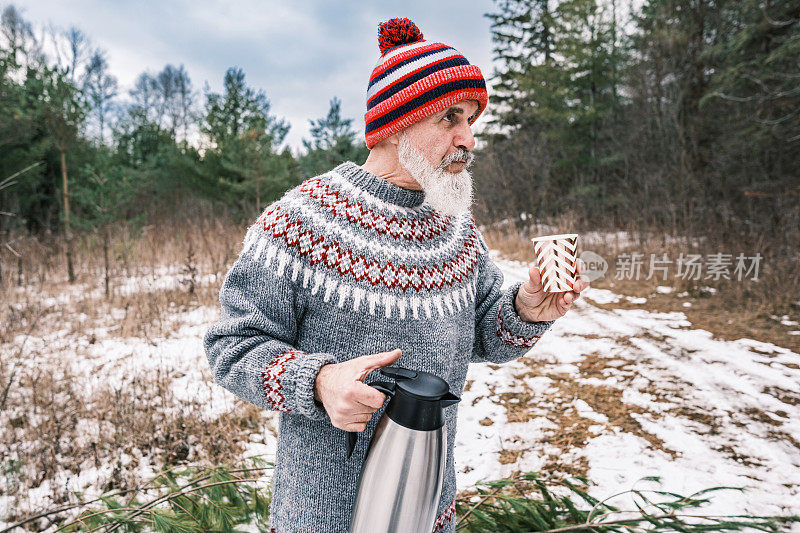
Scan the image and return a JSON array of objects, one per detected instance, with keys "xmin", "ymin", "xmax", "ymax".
[
  {"xmin": 0, "ymin": 215, "xmax": 270, "ymax": 528},
  {"xmin": 0, "ymin": 351, "xmax": 270, "ymax": 525}
]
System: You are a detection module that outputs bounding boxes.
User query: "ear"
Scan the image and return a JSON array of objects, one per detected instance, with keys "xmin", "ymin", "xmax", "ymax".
[
  {"xmin": 384, "ymin": 132, "xmax": 401, "ymax": 148},
  {"xmin": 373, "ymin": 134, "xmax": 400, "ymax": 151}
]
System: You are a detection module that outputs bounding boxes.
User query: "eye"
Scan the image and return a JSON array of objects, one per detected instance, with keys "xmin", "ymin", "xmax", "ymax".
[{"xmin": 443, "ymin": 112, "xmax": 457, "ymax": 123}]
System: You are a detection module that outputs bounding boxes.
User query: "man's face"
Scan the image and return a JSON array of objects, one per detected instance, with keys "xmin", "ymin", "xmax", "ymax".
[
  {"xmin": 397, "ymin": 99, "xmax": 479, "ymax": 216},
  {"xmin": 402, "ymin": 100, "xmax": 479, "ymax": 173}
]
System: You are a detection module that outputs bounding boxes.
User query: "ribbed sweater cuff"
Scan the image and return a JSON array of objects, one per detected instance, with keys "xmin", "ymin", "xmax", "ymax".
[
  {"xmin": 500, "ymin": 282, "xmax": 555, "ymax": 340},
  {"xmin": 288, "ymin": 351, "xmax": 339, "ymax": 421}
]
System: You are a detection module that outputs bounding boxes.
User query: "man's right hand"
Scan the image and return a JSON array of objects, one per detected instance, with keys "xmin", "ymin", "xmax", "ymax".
[{"xmin": 314, "ymin": 348, "xmax": 402, "ymax": 432}]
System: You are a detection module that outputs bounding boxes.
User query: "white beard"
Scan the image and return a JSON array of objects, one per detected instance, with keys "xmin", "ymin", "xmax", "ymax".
[{"xmin": 397, "ymin": 132, "xmax": 474, "ymax": 216}]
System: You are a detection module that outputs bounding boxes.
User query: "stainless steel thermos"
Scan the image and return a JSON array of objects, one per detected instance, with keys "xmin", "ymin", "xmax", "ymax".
[{"xmin": 346, "ymin": 366, "xmax": 461, "ymax": 533}]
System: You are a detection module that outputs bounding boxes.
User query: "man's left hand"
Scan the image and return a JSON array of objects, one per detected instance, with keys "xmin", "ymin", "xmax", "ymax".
[{"xmin": 515, "ymin": 259, "xmax": 590, "ymax": 322}]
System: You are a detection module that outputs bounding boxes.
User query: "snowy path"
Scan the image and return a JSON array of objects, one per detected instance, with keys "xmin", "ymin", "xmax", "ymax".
[{"xmin": 454, "ymin": 259, "xmax": 800, "ymax": 519}]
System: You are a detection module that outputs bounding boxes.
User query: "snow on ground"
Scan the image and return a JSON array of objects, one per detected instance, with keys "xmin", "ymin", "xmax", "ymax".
[
  {"xmin": 2, "ymin": 254, "xmax": 799, "ymax": 528},
  {"xmin": 9, "ymin": 264, "xmax": 221, "ymax": 309},
  {"xmin": 454, "ymin": 259, "xmax": 800, "ymax": 521}
]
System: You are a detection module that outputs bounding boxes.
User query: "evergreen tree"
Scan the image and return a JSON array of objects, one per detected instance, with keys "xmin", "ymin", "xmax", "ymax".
[
  {"xmin": 38, "ymin": 62, "xmax": 87, "ymax": 282},
  {"xmin": 553, "ymin": 0, "xmax": 623, "ymax": 189},
  {"xmin": 299, "ymin": 96, "xmax": 368, "ymax": 177},
  {"xmin": 0, "ymin": 6, "xmax": 51, "ymax": 234},
  {"xmin": 484, "ymin": 0, "xmax": 562, "ymax": 132},
  {"xmin": 203, "ymin": 67, "xmax": 289, "ymax": 151},
  {"xmin": 203, "ymin": 67, "xmax": 295, "ymax": 215},
  {"xmin": 483, "ymin": 0, "xmax": 626, "ymax": 215},
  {"xmin": 700, "ymin": 0, "xmax": 799, "ymax": 240}
]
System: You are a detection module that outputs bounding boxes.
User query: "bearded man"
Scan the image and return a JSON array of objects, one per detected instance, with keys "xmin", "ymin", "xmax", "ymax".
[{"xmin": 204, "ymin": 17, "xmax": 589, "ymax": 533}]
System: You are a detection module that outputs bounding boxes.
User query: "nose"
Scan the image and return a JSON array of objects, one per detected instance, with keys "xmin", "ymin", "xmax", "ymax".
[{"xmin": 454, "ymin": 123, "xmax": 476, "ymax": 152}]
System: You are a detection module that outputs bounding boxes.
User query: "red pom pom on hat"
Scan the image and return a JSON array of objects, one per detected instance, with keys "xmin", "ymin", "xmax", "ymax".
[{"xmin": 378, "ymin": 18, "xmax": 424, "ymax": 54}]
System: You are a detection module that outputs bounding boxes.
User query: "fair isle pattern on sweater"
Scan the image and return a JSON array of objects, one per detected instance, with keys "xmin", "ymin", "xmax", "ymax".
[
  {"xmin": 240, "ymin": 167, "xmax": 482, "ymax": 321},
  {"xmin": 261, "ymin": 350, "xmax": 297, "ymax": 412},
  {"xmin": 297, "ymin": 176, "xmax": 450, "ymax": 240},
  {"xmin": 496, "ymin": 302, "xmax": 545, "ymax": 349},
  {"xmin": 251, "ymin": 203, "xmax": 480, "ymax": 294},
  {"xmin": 433, "ymin": 500, "xmax": 457, "ymax": 532},
  {"xmin": 204, "ymin": 161, "xmax": 556, "ymax": 533}
]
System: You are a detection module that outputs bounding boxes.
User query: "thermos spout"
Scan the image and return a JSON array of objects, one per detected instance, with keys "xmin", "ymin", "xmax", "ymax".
[{"xmin": 440, "ymin": 391, "xmax": 461, "ymax": 408}]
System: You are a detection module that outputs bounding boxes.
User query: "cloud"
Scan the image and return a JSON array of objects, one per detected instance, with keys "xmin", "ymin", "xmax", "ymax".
[{"xmin": 12, "ymin": 0, "xmax": 496, "ymax": 152}]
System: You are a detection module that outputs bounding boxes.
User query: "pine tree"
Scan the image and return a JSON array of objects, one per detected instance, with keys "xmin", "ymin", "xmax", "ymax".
[
  {"xmin": 700, "ymin": 0, "xmax": 799, "ymax": 238},
  {"xmin": 483, "ymin": 0, "xmax": 626, "ymax": 214},
  {"xmin": 39, "ymin": 63, "xmax": 87, "ymax": 282},
  {"xmin": 299, "ymin": 97, "xmax": 368, "ymax": 177},
  {"xmin": 553, "ymin": 0, "xmax": 623, "ymax": 188},
  {"xmin": 484, "ymin": 0, "xmax": 562, "ymax": 132},
  {"xmin": 203, "ymin": 67, "xmax": 295, "ymax": 214}
]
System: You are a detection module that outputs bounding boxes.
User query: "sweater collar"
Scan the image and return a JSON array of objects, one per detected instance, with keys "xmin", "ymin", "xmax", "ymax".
[{"xmin": 334, "ymin": 161, "xmax": 426, "ymax": 209}]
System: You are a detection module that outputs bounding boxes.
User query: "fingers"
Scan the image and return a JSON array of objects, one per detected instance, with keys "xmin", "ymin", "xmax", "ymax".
[
  {"xmin": 339, "ymin": 402, "xmax": 379, "ymax": 417},
  {"xmin": 345, "ymin": 413, "xmax": 373, "ymax": 425},
  {"xmin": 324, "ymin": 348, "xmax": 403, "ymax": 432},
  {"xmin": 564, "ymin": 287, "xmax": 582, "ymax": 304},
  {"xmin": 329, "ymin": 390, "xmax": 382, "ymax": 431},
  {"xmin": 354, "ymin": 348, "xmax": 402, "ymax": 380},
  {"xmin": 333, "ymin": 399, "xmax": 380, "ymax": 432},
  {"xmin": 561, "ymin": 287, "xmax": 583, "ymax": 310},
  {"xmin": 334, "ymin": 380, "xmax": 387, "ymax": 411},
  {"xmin": 570, "ymin": 273, "xmax": 590, "ymax": 295},
  {"xmin": 338, "ymin": 412, "xmax": 372, "ymax": 432},
  {"xmin": 528, "ymin": 264, "xmax": 543, "ymax": 290},
  {"xmin": 344, "ymin": 421, "xmax": 369, "ymax": 432},
  {"xmin": 351, "ymin": 380, "xmax": 389, "ymax": 410},
  {"xmin": 330, "ymin": 404, "xmax": 381, "ymax": 431}
]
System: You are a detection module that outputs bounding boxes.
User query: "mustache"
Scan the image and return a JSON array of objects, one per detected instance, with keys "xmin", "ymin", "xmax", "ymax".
[{"xmin": 439, "ymin": 149, "xmax": 475, "ymax": 170}]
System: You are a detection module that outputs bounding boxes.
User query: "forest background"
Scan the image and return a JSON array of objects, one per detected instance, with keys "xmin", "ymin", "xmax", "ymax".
[{"xmin": 1, "ymin": 1, "xmax": 797, "ymax": 314}]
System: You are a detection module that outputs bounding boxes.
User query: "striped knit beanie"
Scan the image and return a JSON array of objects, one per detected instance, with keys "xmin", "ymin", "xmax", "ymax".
[{"xmin": 364, "ymin": 18, "xmax": 488, "ymax": 149}]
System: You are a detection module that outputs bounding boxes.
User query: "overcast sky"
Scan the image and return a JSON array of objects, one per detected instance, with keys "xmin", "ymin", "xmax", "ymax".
[{"xmin": 13, "ymin": 0, "xmax": 499, "ymax": 154}]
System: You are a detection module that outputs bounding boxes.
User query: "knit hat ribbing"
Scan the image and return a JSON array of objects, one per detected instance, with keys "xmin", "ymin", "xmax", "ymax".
[{"xmin": 364, "ymin": 18, "xmax": 488, "ymax": 149}]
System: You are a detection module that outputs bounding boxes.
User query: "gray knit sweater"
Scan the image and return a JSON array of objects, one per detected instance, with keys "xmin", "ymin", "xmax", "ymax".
[{"xmin": 204, "ymin": 162, "xmax": 555, "ymax": 533}]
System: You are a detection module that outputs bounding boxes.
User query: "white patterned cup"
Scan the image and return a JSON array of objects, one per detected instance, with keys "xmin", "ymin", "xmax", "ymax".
[{"xmin": 530, "ymin": 234, "xmax": 579, "ymax": 292}]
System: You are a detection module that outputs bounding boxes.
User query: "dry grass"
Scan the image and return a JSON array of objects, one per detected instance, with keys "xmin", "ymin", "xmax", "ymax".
[
  {"xmin": 1, "ymin": 215, "xmax": 244, "ymax": 340},
  {"xmin": 1, "ymin": 361, "xmax": 266, "ymax": 522},
  {"xmin": 0, "ymin": 214, "xmax": 270, "ymax": 527},
  {"xmin": 502, "ymin": 350, "xmax": 677, "ymax": 476}
]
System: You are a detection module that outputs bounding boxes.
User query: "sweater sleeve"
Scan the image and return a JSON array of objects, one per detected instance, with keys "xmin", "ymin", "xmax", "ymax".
[
  {"xmin": 470, "ymin": 233, "xmax": 555, "ymax": 364},
  {"xmin": 204, "ymin": 224, "xmax": 338, "ymax": 421}
]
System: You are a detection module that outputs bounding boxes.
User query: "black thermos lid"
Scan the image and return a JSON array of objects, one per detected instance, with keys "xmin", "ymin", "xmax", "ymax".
[{"xmin": 379, "ymin": 367, "xmax": 461, "ymax": 431}]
